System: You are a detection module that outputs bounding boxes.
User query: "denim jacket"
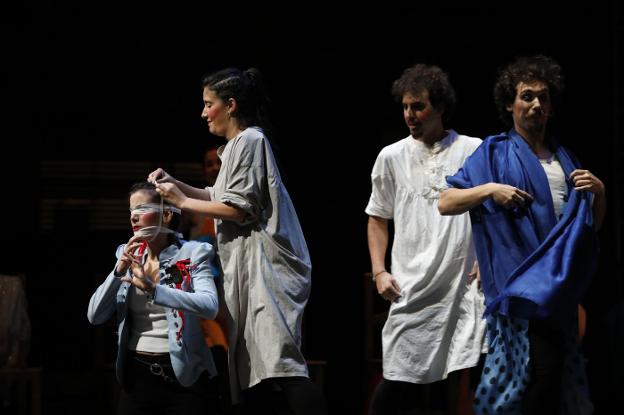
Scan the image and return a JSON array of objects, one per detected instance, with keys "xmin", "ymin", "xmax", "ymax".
[{"xmin": 88, "ymin": 240, "xmax": 218, "ymax": 388}]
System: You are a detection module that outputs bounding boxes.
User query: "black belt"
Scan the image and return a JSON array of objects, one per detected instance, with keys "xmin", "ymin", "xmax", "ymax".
[{"xmin": 132, "ymin": 353, "xmax": 176, "ymax": 383}]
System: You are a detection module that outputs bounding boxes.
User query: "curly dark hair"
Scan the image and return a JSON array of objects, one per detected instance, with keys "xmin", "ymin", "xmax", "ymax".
[
  {"xmin": 391, "ymin": 64, "xmax": 456, "ymax": 125},
  {"xmin": 494, "ymin": 55, "xmax": 564, "ymax": 126}
]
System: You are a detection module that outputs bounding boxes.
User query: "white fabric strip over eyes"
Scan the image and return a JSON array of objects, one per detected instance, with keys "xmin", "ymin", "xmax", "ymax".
[{"xmin": 131, "ymin": 203, "xmax": 181, "ymax": 215}]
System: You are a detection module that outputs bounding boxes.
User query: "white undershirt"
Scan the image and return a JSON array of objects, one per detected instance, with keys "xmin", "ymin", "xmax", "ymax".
[
  {"xmin": 127, "ymin": 286, "xmax": 169, "ymax": 353},
  {"xmin": 540, "ymin": 157, "xmax": 567, "ymax": 219}
]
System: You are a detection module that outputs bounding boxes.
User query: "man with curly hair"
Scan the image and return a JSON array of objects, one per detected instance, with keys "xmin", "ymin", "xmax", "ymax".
[
  {"xmin": 439, "ymin": 55, "xmax": 606, "ymax": 414},
  {"xmin": 366, "ymin": 63, "xmax": 486, "ymax": 415}
]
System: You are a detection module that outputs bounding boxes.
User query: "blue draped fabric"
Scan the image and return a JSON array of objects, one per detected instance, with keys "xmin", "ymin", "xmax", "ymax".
[{"xmin": 446, "ymin": 129, "xmax": 598, "ymax": 320}]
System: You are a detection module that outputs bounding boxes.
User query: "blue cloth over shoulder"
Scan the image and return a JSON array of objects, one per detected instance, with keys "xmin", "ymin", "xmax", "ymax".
[{"xmin": 446, "ymin": 129, "xmax": 598, "ymax": 320}]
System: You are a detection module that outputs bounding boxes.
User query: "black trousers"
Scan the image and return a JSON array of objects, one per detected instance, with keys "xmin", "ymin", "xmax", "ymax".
[
  {"xmin": 521, "ymin": 318, "xmax": 565, "ymax": 415},
  {"xmin": 239, "ymin": 376, "xmax": 327, "ymax": 415},
  {"xmin": 369, "ymin": 379, "xmax": 423, "ymax": 415},
  {"xmin": 369, "ymin": 360, "xmax": 484, "ymax": 415},
  {"xmin": 117, "ymin": 353, "xmax": 219, "ymax": 415}
]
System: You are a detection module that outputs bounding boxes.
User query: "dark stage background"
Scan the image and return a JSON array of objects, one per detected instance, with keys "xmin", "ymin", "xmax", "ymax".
[{"xmin": 2, "ymin": 2, "xmax": 623, "ymax": 414}]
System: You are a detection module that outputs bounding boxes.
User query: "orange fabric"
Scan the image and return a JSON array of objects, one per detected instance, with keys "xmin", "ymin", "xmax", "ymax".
[
  {"xmin": 578, "ymin": 304, "xmax": 587, "ymax": 343},
  {"xmin": 200, "ymin": 217, "xmax": 215, "ymax": 237},
  {"xmin": 196, "ymin": 215, "xmax": 225, "ymax": 349},
  {"xmin": 200, "ymin": 319, "xmax": 228, "ymax": 349}
]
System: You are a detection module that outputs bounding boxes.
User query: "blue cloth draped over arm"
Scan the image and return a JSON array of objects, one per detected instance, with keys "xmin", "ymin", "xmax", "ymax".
[{"xmin": 446, "ymin": 130, "xmax": 598, "ymax": 320}]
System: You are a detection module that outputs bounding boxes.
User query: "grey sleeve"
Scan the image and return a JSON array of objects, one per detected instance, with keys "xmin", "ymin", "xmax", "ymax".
[{"xmin": 219, "ymin": 136, "xmax": 266, "ymax": 225}]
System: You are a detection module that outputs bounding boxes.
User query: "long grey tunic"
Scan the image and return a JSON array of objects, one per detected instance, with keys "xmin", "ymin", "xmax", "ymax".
[{"xmin": 212, "ymin": 127, "xmax": 311, "ymax": 398}]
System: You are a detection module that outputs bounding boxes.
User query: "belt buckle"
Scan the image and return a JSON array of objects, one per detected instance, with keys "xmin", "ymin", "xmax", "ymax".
[{"xmin": 149, "ymin": 363, "xmax": 164, "ymax": 376}]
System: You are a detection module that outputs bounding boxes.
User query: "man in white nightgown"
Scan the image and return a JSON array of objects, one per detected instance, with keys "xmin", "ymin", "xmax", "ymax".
[{"xmin": 366, "ymin": 63, "xmax": 487, "ymax": 415}]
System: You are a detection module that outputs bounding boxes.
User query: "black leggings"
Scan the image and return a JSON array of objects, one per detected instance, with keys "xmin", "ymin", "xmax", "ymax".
[
  {"xmin": 240, "ymin": 376, "xmax": 327, "ymax": 415},
  {"xmin": 521, "ymin": 318, "xmax": 565, "ymax": 415}
]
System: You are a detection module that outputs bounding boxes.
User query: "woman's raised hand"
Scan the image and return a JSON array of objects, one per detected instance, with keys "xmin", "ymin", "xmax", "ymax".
[
  {"xmin": 147, "ymin": 168, "xmax": 175, "ymax": 185},
  {"xmin": 115, "ymin": 235, "xmax": 144, "ymax": 276},
  {"xmin": 121, "ymin": 256, "xmax": 156, "ymax": 294},
  {"xmin": 154, "ymin": 181, "xmax": 187, "ymax": 208}
]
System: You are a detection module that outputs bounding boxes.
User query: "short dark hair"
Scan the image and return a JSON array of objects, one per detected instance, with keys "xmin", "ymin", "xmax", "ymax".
[
  {"xmin": 202, "ymin": 139, "xmax": 226, "ymax": 161},
  {"xmin": 494, "ymin": 55, "xmax": 564, "ymax": 126},
  {"xmin": 129, "ymin": 181, "xmax": 158, "ymax": 199},
  {"xmin": 391, "ymin": 64, "xmax": 456, "ymax": 125}
]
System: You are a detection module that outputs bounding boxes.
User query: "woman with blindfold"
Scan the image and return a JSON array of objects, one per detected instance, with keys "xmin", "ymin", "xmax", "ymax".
[{"xmin": 88, "ymin": 182, "xmax": 220, "ymax": 415}]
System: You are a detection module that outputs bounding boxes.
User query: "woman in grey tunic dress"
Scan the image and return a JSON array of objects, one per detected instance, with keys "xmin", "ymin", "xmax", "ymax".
[{"xmin": 148, "ymin": 67, "xmax": 326, "ymax": 415}]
